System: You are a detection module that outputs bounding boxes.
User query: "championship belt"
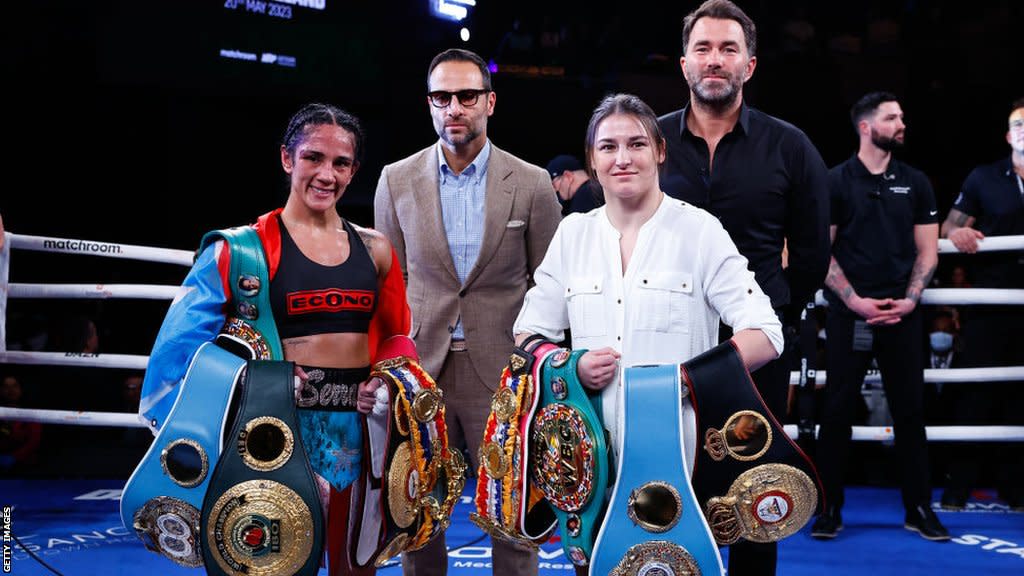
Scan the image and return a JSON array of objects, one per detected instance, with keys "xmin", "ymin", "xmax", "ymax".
[
  {"xmin": 529, "ymin": 347, "xmax": 610, "ymax": 568},
  {"xmin": 470, "ymin": 341, "xmax": 559, "ymax": 546},
  {"xmin": 682, "ymin": 341, "xmax": 821, "ymax": 545},
  {"xmin": 590, "ymin": 364, "xmax": 724, "ymax": 576},
  {"xmin": 121, "ymin": 342, "xmax": 246, "ymax": 567},
  {"xmin": 200, "ymin": 360, "xmax": 324, "ymax": 576},
  {"xmin": 349, "ymin": 356, "xmax": 465, "ymax": 568},
  {"xmin": 201, "ymin": 226, "xmax": 283, "ymax": 361}
]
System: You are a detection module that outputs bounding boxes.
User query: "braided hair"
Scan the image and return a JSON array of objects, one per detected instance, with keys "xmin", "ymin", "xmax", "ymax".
[{"xmin": 281, "ymin": 103, "xmax": 365, "ymax": 164}]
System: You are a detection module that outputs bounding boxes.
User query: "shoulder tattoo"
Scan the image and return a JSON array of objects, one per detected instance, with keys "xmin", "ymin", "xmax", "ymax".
[{"xmin": 356, "ymin": 228, "xmax": 381, "ymax": 272}]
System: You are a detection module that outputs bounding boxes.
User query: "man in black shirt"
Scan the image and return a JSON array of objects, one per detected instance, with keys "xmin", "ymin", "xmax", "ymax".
[
  {"xmin": 813, "ymin": 91, "xmax": 949, "ymax": 542},
  {"xmin": 938, "ymin": 98, "xmax": 1024, "ymax": 511},
  {"xmin": 546, "ymin": 154, "xmax": 604, "ymax": 215},
  {"xmin": 656, "ymin": 1, "xmax": 829, "ymax": 574}
]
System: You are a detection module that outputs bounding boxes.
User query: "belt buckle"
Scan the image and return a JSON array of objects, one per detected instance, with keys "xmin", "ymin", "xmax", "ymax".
[{"xmin": 450, "ymin": 339, "xmax": 467, "ymax": 352}]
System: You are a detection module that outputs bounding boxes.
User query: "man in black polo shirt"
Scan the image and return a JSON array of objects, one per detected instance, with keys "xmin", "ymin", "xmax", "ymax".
[
  {"xmin": 812, "ymin": 91, "xmax": 949, "ymax": 542},
  {"xmin": 938, "ymin": 98, "xmax": 1024, "ymax": 511},
  {"xmin": 657, "ymin": 1, "xmax": 829, "ymax": 574}
]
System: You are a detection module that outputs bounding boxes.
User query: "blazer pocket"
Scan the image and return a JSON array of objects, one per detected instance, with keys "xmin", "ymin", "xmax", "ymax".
[{"xmin": 506, "ymin": 219, "xmax": 526, "ymax": 229}]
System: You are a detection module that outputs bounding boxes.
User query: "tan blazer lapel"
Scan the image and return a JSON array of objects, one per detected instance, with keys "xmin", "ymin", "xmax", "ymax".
[
  {"xmin": 411, "ymin": 149, "xmax": 460, "ymax": 284},
  {"xmin": 463, "ymin": 147, "xmax": 515, "ymax": 288}
]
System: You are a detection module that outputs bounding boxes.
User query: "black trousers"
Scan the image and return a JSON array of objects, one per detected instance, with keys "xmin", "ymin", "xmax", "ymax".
[
  {"xmin": 945, "ymin": 305, "xmax": 1024, "ymax": 502},
  {"xmin": 726, "ymin": 327, "xmax": 792, "ymax": 576},
  {"xmin": 818, "ymin": 307, "xmax": 930, "ymax": 512}
]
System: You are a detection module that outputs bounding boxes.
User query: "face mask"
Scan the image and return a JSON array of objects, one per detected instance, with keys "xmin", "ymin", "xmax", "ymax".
[{"xmin": 929, "ymin": 331, "xmax": 953, "ymax": 353}]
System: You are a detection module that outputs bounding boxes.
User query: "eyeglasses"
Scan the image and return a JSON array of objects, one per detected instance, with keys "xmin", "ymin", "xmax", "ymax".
[{"xmin": 428, "ymin": 89, "xmax": 489, "ymax": 109}]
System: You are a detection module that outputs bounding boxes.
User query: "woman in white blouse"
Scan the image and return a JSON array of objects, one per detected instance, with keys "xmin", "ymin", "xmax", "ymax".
[{"xmin": 513, "ymin": 93, "xmax": 783, "ymax": 453}]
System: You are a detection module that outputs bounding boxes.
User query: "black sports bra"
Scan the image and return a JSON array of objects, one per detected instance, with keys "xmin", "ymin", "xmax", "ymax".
[{"xmin": 270, "ymin": 217, "xmax": 378, "ymax": 338}]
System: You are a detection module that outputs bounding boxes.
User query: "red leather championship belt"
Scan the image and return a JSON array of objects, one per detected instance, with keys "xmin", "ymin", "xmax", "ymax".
[
  {"xmin": 349, "ymin": 338, "xmax": 466, "ymax": 569},
  {"xmin": 470, "ymin": 339, "xmax": 559, "ymax": 546}
]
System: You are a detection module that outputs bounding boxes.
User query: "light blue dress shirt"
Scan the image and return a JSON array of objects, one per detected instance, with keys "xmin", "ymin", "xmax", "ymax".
[{"xmin": 437, "ymin": 140, "xmax": 491, "ymax": 340}]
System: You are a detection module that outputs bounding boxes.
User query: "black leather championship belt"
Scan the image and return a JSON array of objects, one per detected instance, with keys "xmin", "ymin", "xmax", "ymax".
[
  {"xmin": 349, "ymin": 356, "xmax": 465, "ymax": 569},
  {"xmin": 200, "ymin": 360, "xmax": 324, "ymax": 576},
  {"xmin": 682, "ymin": 341, "xmax": 822, "ymax": 545}
]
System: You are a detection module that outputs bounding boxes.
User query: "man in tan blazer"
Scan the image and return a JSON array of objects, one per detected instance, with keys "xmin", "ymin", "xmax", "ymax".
[{"xmin": 374, "ymin": 48, "xmax": 561, "ymax": 576}]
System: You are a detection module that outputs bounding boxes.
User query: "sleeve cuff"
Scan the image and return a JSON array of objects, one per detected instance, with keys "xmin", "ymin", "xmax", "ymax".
[{"xmin": 373, "ymin": 334, "xmax": 419, "ymax": 364}]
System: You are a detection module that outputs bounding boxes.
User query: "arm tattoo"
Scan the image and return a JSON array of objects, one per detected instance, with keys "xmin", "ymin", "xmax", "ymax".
[
  {"xmin": 825, "ymin": 257, "xmax": 856, "ymax": 304},
  {"xmin": 906, "ymin": 261, "xmax": 936, "ymax": 304},
  {"xmin": 951, "ymin": 211, "xmax": 969, "ymax": 226}
]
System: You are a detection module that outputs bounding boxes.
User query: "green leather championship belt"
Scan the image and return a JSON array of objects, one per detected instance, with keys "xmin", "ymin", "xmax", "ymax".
[
  {"xmin": 200, "ymin": 226, "xmax": 283, "ymax": 361},
  {"xmin": 530, "ymin": 347, "xmax": 610, "ymax": 568},
  {"xmin": 200, "ymin": 360, "xmax": 324, "ymax": 576},
  {"xmin": 683, "ymin": 342, "xmax": 822, "ymax": 545}
]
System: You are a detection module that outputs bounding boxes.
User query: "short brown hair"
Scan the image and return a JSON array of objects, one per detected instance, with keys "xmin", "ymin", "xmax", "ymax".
[
  {"xmin": 427, "ymin": 48, "xmax": 492, "ymax": 91},
  {"xmin": 681, "ymin": 0, "xmax": 757, "ymax": 57}
]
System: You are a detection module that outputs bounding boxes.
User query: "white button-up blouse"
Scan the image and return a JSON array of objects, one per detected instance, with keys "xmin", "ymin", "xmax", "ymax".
[{"xmin": 514, "ymin": 194, "xmax": 783, "ymax": 454}]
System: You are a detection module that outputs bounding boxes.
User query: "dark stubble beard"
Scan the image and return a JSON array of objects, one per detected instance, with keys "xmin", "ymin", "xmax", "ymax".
[{"xmin": 441, "ymin": 128, "xmax": 480, "ymax": 149}]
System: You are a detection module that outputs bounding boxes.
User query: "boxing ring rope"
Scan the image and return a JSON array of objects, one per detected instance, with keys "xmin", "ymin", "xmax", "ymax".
[
  {"xmin": 814, "ymin": 288, "xmax": 1024, "ymax": 307},
  {"xmin": 788, "ymin": 366, "xmax": 1024, "ymax": 386},
  {"xmin": 7, "ymin": 283, "xmax": 180, "ymax": 300},
  {"xmin": 780, "ymin": 425, "xmax": 1024, "ymax": 442},
  {"xmin": 0, "ymin": 406, "xmax": 143, "ymax": 428},
  {"xmin": 1, "ymin": 232, "xmax": 1023, "ymax": 440},
  {"xmin": 5, "ymin": 232, "xmax": 193, "ymax": 265},
  {"xmin": 937, "ymin": 234, "xmax": 1023, "ymax": 254},
  {"xmin": 0, "ymin": 350, "xmax": 148, "ymax": 369}
]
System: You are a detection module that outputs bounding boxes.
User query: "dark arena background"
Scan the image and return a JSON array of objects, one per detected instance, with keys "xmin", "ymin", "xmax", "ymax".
[{"xmin": 2, "ymin": 1, "xmax": 1022, "ymax": 575}]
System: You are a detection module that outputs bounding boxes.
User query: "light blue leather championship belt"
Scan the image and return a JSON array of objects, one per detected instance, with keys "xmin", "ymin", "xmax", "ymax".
[
  {"xmin": 683, "ymin": 342, "xmax": 821, "ymax": 546},
  {"xmin": 201, "ymin": 360, "xmax": 324, "ymax": 576},
  {"xmin": 529, "ymin": 347, "xmax": 610, "ymax": 568},
  {"xmin": 120, "ymin": 342, "xmax": 246, "ymax": 567},
  {"xmin": 591, "ymin": 364, "xmax": 725, "ymax": 576},
  {"xmin": 471, "ymin": 340, "xmax": 559, "ymax": 547}
]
